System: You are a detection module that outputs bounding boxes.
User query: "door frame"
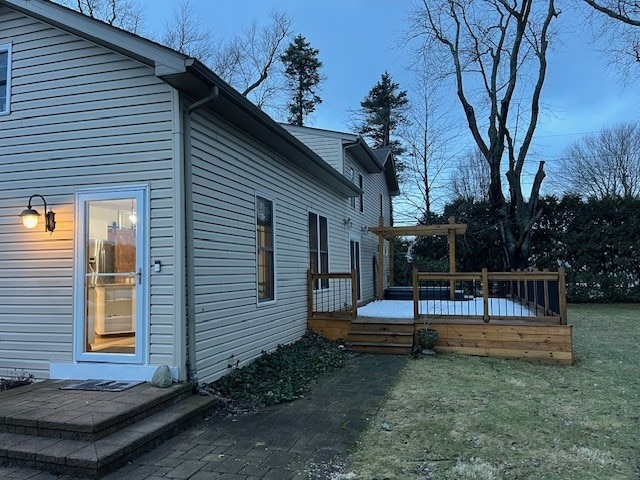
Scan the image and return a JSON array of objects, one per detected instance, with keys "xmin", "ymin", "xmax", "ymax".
[{"xmin": 72, "ymin": 185, "xmax": 149, "ymax": 365}]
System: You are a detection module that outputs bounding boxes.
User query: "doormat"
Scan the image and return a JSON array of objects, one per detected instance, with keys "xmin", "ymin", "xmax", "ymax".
[{"xmin": 60, "ymin": 379, "xmax": 143, "ymax": 392}]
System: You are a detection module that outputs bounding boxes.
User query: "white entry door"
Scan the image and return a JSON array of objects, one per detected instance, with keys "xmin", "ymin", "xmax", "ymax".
[{"xmin": 74, "ymin": 187, "xmax": 147, "ymax": 364}]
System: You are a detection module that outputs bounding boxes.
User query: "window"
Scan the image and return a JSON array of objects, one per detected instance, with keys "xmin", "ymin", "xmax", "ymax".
[
  {"xmin": 358, "ymin": 174, "xmax": 364, "ymax": 213},
  {"xmin": 0, "ymin": 43, "xmax": 11, "ymax": 115},
  {"xmin": 348, "ymin": 167, "xmax": 356, "ymax": 209},
  {"xmin": 309, "ymin": 212, "xmax": 328, "ymax": 290},
  {"xmin": 256, "ymin": 196, "xmax": 275, "ymax": 303}
]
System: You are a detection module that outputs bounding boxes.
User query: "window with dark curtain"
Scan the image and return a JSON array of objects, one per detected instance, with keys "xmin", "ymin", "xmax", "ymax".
[{"xmin": 257, "ymin": 196, "xmax": 274, "ymax": 302}]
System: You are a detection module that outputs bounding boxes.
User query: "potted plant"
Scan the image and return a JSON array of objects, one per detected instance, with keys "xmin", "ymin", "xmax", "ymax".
[{"xmin": 416, "ymin": 326, "xmax": 439, "ymax": 352}]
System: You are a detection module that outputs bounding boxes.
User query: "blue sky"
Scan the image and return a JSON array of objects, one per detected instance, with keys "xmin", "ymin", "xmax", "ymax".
[
  {"xmin": 142, "ymin": 1, "xmax": 639, "ymax": 156},
  {"xmin": 141, "ymin": 0, "xmax": 638, "ymax": 216}
]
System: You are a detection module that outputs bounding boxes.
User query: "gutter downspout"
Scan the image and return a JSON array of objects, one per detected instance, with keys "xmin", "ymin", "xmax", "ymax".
[{"xmin": 183, "ymin": 86, "xmax": 219, "ymax": 384}]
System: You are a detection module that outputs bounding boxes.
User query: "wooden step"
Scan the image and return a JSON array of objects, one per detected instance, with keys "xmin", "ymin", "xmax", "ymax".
[
  {"xmin": 349, "ymin": 322, "xmax": 414, "ymax": 333},
  {"xmin": 348, "ymin": 331, "xmax": 414, "ymax": 345},
  {"xmin": 350, "ymin": 342, "xmax": 413, "ymax": 355}
]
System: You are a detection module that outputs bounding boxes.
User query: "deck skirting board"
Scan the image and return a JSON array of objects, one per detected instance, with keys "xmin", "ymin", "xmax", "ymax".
[
  {"xmin": 308, "ymin": 316, "xmax": 573, "ymax": 365},
  {"xmin": 426, "ymin": 323, "xmax": 573, "ymax": 365}
]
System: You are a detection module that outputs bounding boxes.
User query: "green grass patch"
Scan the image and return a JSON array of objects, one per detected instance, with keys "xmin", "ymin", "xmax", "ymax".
[
  {"xmin": 210, "ymin": 330, "xmax": 348, "ymax": 408},
  {"xmin": 344, "ymin": 304, "xmax": 640, "ymax": 479}
]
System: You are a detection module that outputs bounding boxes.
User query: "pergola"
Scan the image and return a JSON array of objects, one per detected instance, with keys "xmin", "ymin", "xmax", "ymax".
[{"xmin": 368, "ymin": 216, "xmax": 468, "ymax": 300}]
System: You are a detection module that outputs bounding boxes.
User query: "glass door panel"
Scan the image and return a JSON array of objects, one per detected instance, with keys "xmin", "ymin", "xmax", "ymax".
[{"xmin": 84, "ymin": 198, "xmax": 138, "ymax": 355}]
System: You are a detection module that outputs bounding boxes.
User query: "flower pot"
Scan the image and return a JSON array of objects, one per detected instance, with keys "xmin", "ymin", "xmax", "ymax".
[{"xmin": 417, "ymin": 328, "xmax": 439, "ymax": 350}]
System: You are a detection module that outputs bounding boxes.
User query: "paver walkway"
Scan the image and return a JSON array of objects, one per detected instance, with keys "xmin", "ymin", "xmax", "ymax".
[{"xmin": 0, "ymin": 354, "xmax": 407, "ymax": 480}]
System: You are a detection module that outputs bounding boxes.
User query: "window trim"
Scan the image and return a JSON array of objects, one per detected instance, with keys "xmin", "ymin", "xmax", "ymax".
[
  {"xmin": 0, "ymin": 42, "xmax": 12, "ymax": 116},
  {"xmin": 308, "ymin": 211, "xmax": 329, "ymax": 291},
  {"xmin": 358, "ymin": 174, "xmax": 364, "ymax": 213},
  {"xmin": 348, "ymin": 167, "xmax": 356, "ymax": 209},
  {"xmin": 256, "ymin": 194, "xmax": 277, "ymax": 305}
]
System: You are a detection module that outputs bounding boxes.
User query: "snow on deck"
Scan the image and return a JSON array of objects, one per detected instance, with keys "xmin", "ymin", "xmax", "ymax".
[{"xmin": 357, "ymin": 298, "xmax": 535, "ymax": 319}]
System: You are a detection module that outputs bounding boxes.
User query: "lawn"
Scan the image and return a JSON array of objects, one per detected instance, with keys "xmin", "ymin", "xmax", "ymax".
[{"xmin": 342, "ymin": 304, "xmax": 639, "ymax": 479}]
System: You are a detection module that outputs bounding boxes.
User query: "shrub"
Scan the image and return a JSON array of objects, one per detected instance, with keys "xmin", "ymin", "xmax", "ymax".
[{"xmin": 210, "ymin": 331, "xmax": 348, "ymax": 407}]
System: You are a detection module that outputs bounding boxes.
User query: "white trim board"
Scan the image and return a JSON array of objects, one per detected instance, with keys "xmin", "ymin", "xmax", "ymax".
[{"xmin": 50, "ymin": 363, "xmax": 179, "ymax": 382}]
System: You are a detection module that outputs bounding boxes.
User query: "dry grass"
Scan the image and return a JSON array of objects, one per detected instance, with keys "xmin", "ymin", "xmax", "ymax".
[{"xmin": 343, "ymin": 304, "xmax": 639, "ymax": 479}]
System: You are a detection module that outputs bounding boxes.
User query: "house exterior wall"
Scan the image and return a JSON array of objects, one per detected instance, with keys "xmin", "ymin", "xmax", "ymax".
[
  {"xmin": 343, "ymin": 153, "xmax": 392, "ymax": 303},
  {"xmin": 189, "ymin": 110, "xmax": 353, "ymax": 382},
  {"xmin": 279, "ymin": 126, "xmax": 344, "ymax": 173},
  {"xmin": 281, "ymin": 125, "xmax": 394, "ymax": 304},
  {"xmin": 0, "ymin": 7, "xmax": 179, "ymax": 378}
]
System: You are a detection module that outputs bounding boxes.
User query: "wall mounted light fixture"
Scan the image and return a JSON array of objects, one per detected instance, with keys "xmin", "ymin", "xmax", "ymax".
[
  {"xmin": 20, "ymin": 194, "xmax": 56, "ymax": 232},
  {"xmin": 343, "ymin": 217, "xmax": 352, "ymax": 228}
]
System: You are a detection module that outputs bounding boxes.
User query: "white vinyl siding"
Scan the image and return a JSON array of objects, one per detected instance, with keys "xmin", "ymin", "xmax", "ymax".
[
  {"xmin": 281, "ymin": 125, "xmax": 344, "ymax": 172},
  {"xmin": 0, "ymin": 9, "xmax": 176, "ymax": 378},
  {"xmin": 0, "ymin": 42, "xmax": 10, "ymax": 114},
  {"xmin": 189, "ymin": 110, "xmax": 351, "ymax": 383}
]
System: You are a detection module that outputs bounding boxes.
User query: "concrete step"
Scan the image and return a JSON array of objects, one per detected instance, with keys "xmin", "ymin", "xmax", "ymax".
[
  {"xmin": 0, "ymin": 394, "xmax": 215, "ymax": 478},
  {"xmin": 0, "ymin": 381, "xmax": 193, "ymax": 442}
]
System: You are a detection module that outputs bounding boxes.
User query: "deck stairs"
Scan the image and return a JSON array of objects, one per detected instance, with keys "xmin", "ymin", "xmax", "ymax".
[
  {"xmin": 0, "ymin": 380, "xmax": 215, "ymax": 478},
  {"xmin": 348, "ymin": 318, "xmax": 415, "ymax": 354}
]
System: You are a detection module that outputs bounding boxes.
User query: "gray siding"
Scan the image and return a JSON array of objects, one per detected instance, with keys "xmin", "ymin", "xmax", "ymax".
[
  {"xmin": 0, "ymin": 8, "xmax": 177, "ymax": 378},
  {"xmin": 190, "ymin": 110, "xmax": 352, "ymax": 382},
  {"xmin": 282, "ymin": 126, "xmax": 343, "ymax": 172}
]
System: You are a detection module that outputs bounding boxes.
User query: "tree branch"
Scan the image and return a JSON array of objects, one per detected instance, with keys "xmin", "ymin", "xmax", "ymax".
[{"xmin": 583, "ymin": 0, "xmax": 640, "ymax": 26}]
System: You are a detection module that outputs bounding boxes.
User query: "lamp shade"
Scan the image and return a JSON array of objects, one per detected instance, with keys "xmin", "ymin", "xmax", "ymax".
[{"xmin": 20, "ymin": 208, "xmax": 40, "ymax": 229}]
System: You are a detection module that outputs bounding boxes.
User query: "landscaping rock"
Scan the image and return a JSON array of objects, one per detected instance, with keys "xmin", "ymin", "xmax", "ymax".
[{"xmin": 151, "ymin": 365, "xmax": 173, "ymax": 388}]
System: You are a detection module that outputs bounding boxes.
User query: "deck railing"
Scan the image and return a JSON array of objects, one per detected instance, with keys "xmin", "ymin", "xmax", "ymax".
[
  {"xmin": 413, "ymin": 268, "xmax": 567, "ymax": 325},
  {"xmin": 307, "ymin": 269, "xmax": 358, "ymax": 319}
]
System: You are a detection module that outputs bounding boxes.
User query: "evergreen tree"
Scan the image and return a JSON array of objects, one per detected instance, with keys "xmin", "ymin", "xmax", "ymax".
[
  {"xmin": 280, "ymin": 35, "xmax": 323, "ymax": 126},
  {"xmin": 358, "ymin": 71, "xmax": 409, "ymax": 172}
]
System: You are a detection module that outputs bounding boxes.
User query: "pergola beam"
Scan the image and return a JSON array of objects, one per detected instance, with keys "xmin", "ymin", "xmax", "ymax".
[
  {"xmin": 368, "ymin": 224, "xmax": 467, "ymax": 238},
  {"xmin": 371, "ymin": 216, "xmax": 468, "ymax": 300}
]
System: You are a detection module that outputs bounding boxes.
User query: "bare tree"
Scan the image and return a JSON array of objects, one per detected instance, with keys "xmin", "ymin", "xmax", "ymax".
[
  {"xmin": 450, "ymin": 149, "xmax": 492, "ymax": 203},
  {"xmin": 396, "ymin": 71, "xmax": 461, "ymax": 223},
  {"xmin": 583, "ymin": 0, "xmax": 640, "ymax": 26},
  {"xmin": 582, "ymin": 0, "xmax": 640, "ymax": 76},
  {"xmin": 57, "ymin": 0, "xmax": 145, "ymax": 33},
  {"xmin": 408, "ymin": 0, "xmax": 560, "ymax": 269},
  {"xmin": 161, "ymin": 0, "xmax": 214, "ymax": 65},
  {"xmin": 553, "ymin": 121, "xmax": 640, "ymax": 199},
  {"xmin": 212, "ymin": 8, "xmax": 293, "ymax": 110},
  {"xmin": 162, "ymin": 3, "xmax": 292, "ymax": 112}
]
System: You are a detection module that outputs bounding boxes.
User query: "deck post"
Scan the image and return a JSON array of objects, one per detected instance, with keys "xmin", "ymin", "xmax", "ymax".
[
  {"xmin": 351, "ymin": 269, "xmax": 358, "ymax": 319},
  {"xmin": 413, "ymin": 268, "xmax": 419, "ymax": 321},
  {"xmin": 448, "ymin": 216, "xmax": 456, "ymax": 301},
  {"xmin": 482, "ymin": 268, "xmax": 489, "ymax": 323},
  {"xmin": 389, "ymin": 239, "xmax": 395, "ymax": 287},
  {"xmin": 543, "ymin": 268, "xmax": 550, "ymax": 316},
  {"xmin": 377, "ymin": 216, "xmax": 385, "ymax": 300},
  {"xmin": 307, "ymin": 269, "xmax": 313, "ymax": 319},
  {"xmin": 559, "ymin": 267, "xmax": 567, "ymax": 325}
]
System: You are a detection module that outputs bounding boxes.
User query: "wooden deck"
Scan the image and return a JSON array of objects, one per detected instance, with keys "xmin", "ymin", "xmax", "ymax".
[
  {"xmin": 308, "ymin": 314, "xmax": 573, "ymax": 365},
  {"xmin": 307, "ymin": 269, "xmax": 572, "ymax": 365}
]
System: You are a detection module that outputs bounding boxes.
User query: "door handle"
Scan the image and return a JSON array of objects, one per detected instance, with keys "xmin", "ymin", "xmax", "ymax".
[{"xmin": 137, "ymin": 268, "xmax": 142, "ymax": 284}]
